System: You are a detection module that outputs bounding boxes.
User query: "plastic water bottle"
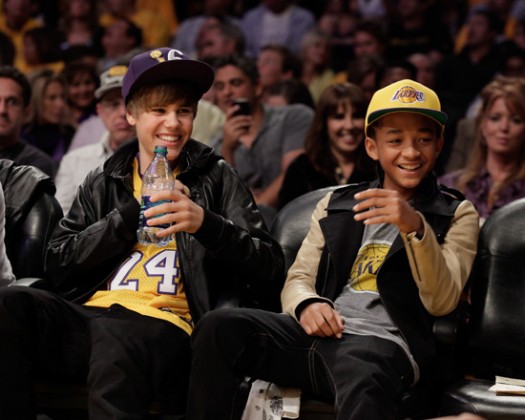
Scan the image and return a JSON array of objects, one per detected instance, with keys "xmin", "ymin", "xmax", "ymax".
[{"xmin": 137, "ymin": 145, "xmax": 175, "ymax": 246}]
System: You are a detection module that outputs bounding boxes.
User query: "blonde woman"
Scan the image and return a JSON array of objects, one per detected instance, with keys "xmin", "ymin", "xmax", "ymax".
[
  {"xmin": 440, "ymin": 76, "xmax": 525, "ymax": 222},
  {"xmin": 299, "ymin": 28, "xmax": 335, "ymax": 103}
]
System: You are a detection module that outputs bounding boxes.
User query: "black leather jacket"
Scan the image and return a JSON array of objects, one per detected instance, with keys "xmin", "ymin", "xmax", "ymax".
[
  {"xmin": 0, "ymin": 159, "xmax": 61, "ymax": 280},
  {"xmin": 0, "ymin": 158, "xmax": 56, "ymax": 243},
  {"xmin": 45, "ymin": 139, "xmax": 285, "ymax": 321}
]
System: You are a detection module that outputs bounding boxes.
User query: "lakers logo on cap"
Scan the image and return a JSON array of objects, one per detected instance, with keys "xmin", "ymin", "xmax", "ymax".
[
  {"xmin": 149, "ymin": 49, "xmax": 184, "ymax": 63},
  {"xmin": 150, "ymin": 50, "xmax": 166, "ymax": 63},
  {"xmin": 107, "ymin": 65, "xmax": 128, "ymax": 77},
  {"xmin": 391, "ymin": 86, "xmax": 425, "ymax": 104}
]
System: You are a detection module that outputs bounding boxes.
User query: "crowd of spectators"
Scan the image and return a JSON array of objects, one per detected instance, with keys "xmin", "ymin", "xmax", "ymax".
[
  {"xmin": 0, "ymin": 2, "xmax": 524, "ymax": 418},
  {"xmin": 1, "ymin": 0, "xmax": 525, "ymax": 220}
]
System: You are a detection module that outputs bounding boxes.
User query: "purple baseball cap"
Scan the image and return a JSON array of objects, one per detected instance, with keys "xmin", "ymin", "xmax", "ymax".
[{"xmin": 122, "ymin": 48, "xmax": 214, "ymax": 103}]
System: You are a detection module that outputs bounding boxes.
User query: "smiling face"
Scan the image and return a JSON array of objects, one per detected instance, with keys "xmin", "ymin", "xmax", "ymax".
[
  {"xmin": 365, "ymin": 112, "xmax": 443, "ymax": 200},
  {"xmin": 126, "ymin": 85, "xmax": 196, "ymax": 169},
  {"xmin": 481, "ymin": 96, "xmax": 525, "ymax": 158},
  {"xmin": 67, "ymin": 71, "xmax": 97, "ymax": 110},
  {"xmin": 327, "ymin": 99, "xmax": 364, "ymax": 161}
]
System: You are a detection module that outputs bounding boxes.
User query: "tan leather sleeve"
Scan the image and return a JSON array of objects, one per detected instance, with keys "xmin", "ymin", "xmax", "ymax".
[
  {"xmin": 281, "ymin": 192, "xmax": 334, "ymax": 320},
  {"xmin": 401, "ymin": 200, "xmax": 480, "ymax": 316}
]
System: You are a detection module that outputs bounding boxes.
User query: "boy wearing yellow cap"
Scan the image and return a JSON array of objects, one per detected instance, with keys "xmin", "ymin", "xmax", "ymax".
[{"xmin": 187, "ymin": 80, "xmax": 480, "ymax": 419}]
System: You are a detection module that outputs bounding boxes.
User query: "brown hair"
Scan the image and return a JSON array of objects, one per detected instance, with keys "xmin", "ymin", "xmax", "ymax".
[
  {"xmin": 27, "ymin": 69, "xmax": 67, "ymax": 126},
  {"xmin": 456, "ymin": 76, "xmax": 525, "ymax": 196},
  {"xmin": 126, "ymin": 82, "xmax": 200, "ymax": 115},
  {"xmin": 304, "ymin": 83, "xmax": 373, "ymax": 180}
]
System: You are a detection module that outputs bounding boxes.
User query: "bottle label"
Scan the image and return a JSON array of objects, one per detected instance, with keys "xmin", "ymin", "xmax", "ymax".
[{"xmin": 138, "ymin": 196, "xmax": 171, "ymax": 229}]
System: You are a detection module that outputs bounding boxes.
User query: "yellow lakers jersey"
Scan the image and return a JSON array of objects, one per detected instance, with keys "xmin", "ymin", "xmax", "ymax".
[{"xmin": 84, "ymin": 158, "xmax": 192, "ymax": 335}]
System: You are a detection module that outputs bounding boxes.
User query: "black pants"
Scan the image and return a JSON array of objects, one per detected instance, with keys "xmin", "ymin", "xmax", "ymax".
[
  {"xmin": 187, "ymin": 308, "xmax": 414, "ymax": 420},
  {"xmin": 0, "ymin": 286, "xmax": 190, "ymax": 420}
]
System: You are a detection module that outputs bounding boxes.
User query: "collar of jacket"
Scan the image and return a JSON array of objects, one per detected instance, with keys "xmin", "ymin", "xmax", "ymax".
[{"xmin": 102, "ymin": 138, "xmax": 220, "ymax": 179}]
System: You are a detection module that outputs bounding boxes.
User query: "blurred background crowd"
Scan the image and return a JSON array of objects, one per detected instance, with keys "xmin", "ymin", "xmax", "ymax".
[{"xmin": 1, "ymin": 0, "xmax": 525, "ymax": 224}]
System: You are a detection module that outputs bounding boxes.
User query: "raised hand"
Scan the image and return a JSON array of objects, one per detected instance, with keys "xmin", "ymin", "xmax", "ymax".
[{"xmin": 353, "ymin": 188, "xmax": 424, "ymax": 235}]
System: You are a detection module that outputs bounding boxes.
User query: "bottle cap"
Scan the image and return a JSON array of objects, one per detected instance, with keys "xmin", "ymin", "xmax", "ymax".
[{"xmin": 154, "ymin": 145, "xmax": 168, "ymax": 154}]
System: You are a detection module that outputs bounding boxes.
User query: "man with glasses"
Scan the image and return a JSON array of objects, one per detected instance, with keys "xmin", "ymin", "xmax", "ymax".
[{"xmin": 55, "ymin": 65, "xmax": 135, "ymax": 214}]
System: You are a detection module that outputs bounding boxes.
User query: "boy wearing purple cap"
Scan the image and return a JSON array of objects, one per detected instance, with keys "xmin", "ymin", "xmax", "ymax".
[
  {"xmin": 187, "ymin": 80, "xmax": 480, "ymax": 419},
  {"xmin": 0, "ymin": 48, "xmax": 284, "ymax": 419}
]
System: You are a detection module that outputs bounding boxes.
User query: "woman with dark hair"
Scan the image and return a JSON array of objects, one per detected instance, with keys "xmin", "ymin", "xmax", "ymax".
[
  {"xmin": 440, "ymin": 75, "xmax": 525, "ymax": 223},
  {"xmin": 61, "ymin": 61, "xmax": 98, "ymax": 129},
  {"xmin": 278, "ymin": 83, "xmax": 375, "ymax": 209}
]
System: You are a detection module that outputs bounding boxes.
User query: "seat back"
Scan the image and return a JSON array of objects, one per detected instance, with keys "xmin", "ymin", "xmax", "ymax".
[
  {"xmin": 270, "ymin": 186, "xmax": 339, "ymax": 271},
  {"xmin": 464, "ymin": 198, "xmax": 525, "ymax": 378},
  {"xmin": 0, "ymin": 161, "xmax": 63, "ymax": 279}
]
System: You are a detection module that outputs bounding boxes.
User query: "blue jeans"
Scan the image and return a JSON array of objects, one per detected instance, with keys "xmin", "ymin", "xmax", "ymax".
[{"xmin": 187, "ymin": 307, "xmax": 414, "ymax": 420}]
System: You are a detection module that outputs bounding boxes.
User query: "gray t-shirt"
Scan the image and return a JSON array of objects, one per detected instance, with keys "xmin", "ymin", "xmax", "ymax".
[
  {"xmin": 213, "ymin": 104, "xmax": 314, "ymax": 190},
  {"xmin": 334, "ymin": 222, "xmax": 420, "ymax": 382}
]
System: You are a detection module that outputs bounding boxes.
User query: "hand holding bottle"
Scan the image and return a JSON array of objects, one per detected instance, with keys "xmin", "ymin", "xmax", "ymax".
[{"xmin": 143, "ymin": 183, "xmax": 204, "ymax": 235}]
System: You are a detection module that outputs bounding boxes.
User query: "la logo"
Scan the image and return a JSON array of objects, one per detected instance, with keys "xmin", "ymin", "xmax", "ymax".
[{"xmin": 149, "ymin": 49, "xmax": 184, "ymax": 63}]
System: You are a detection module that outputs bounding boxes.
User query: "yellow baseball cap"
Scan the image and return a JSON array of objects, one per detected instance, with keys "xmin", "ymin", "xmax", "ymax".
[{"xmin": 365, "ymin": 79, "xmax": 447, "ymax": 134}]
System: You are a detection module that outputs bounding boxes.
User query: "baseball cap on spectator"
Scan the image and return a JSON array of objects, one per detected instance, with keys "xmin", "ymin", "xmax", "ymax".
[
  {"xmin": 95, "ymin": 65, "xmax": 128, "ymax": 99},
  {"xmin": 365, "ymin": 79, "xmax": 447, "ymax": 134},
  {"xmin": 121, "ymin": 48, "xmax": 214, "ymax": 103}
]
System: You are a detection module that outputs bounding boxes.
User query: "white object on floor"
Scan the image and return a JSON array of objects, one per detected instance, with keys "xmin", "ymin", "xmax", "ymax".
[{"xmin": 242, "ymin": 380, "xmax": 301, "ymax": 420}]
